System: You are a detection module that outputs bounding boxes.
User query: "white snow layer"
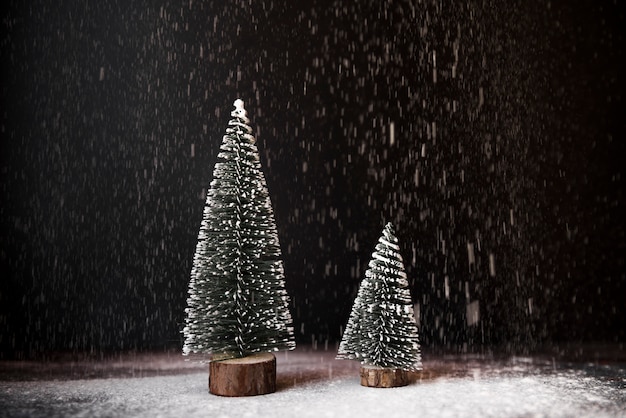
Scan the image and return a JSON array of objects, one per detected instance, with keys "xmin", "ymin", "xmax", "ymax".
[{"xmin": 1, "ymin": 350, "xmax": 624, "ymax": 418}]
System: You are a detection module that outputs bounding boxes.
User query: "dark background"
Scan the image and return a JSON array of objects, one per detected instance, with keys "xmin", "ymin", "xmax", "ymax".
[{"xmin": 1, "ymin": 0, "xmax": 624, "ymax": 358}]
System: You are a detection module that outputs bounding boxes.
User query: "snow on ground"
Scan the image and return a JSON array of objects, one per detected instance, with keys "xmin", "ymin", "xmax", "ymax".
[{"xmin": 1, "ymin": 349, "xmax": 625, "ymax": 418}]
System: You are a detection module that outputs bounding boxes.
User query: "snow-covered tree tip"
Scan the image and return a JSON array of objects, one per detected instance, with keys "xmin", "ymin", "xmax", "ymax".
[
  {"xmin": 183, "ymin": 99, "xmax": 295, "ymax": 361},
  {"xmin": 337, "ymin": 222, "xmax": 422, "ymax": 372},
  {"xmin": 231, "ymin": 98, "xmax": 251, "ymax": 125}
]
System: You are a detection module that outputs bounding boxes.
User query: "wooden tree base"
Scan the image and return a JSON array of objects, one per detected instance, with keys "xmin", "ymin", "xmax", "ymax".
[
  {"xmin": 209, "ymin": 352, "xmax": 276, "ymax": 396},
  {"xmin": 360, "ymin": 364, "xmax": 409, "ymax": 388}
]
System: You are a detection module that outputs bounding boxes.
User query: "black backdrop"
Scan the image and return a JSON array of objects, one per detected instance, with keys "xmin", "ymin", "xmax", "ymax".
[{"xmin": 1, "ymin": 0, "xmax": 624, "ymax": 358}]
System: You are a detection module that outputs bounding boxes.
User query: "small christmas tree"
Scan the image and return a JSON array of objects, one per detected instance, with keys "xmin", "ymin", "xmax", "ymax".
[
  {"xmin": 338, "ymin": 222, "xmax": 422, "ymax": 387},
  {"xmin": 183, "ymin": 99, "xmax": 295, "ymax": 373}
]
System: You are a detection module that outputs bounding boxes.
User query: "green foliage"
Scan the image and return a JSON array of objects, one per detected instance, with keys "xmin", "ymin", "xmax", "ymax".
[
  {"xmin": 338, "ymin": 223, "xmax": 422, "ymax": 371},
  {"xmin": 183, "ymin": 100, "xmax": 295, "ymax": 360}
]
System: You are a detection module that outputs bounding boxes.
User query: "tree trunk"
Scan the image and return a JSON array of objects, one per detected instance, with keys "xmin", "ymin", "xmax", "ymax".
[
  {"xmin": 360, "ymin": 364, "xmax": 409, "ymax": 388},
  {"xmin": 209, "ymin": 352, "xmax": 276, "ymax": 396}
]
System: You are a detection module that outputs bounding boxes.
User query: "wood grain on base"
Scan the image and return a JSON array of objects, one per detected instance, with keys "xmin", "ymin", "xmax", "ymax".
[
  {"xmin": 209, "ymin": 352, "xmax": 276, "ymax": 397},
  {"xmin": 359, "ymin": 364, "xmax": 409, "ymax": 388}
]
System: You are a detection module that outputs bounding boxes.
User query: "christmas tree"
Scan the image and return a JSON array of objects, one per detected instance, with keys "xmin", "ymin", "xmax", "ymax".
[
  {"xmin": 183, "ymin": 99, "xmax": 295, "ymax": 361},
  {"xmin": 337, "ymin": 222, "xmax": 422, "ymax": 372}
]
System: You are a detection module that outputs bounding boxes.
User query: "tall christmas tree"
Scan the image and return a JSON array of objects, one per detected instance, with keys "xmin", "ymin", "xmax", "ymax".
[
  {"xmin": 183, "ymin": 99, "xmax": 295, "ymax": 361},
  {"xmin": 338, "ymin": 223, "xmax": 422, "ymax": 373}
]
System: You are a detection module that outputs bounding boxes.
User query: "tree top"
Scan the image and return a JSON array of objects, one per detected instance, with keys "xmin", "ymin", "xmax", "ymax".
[{"xmin": 231, "ymin": 98, "xmax": 250, "ymax": 124}]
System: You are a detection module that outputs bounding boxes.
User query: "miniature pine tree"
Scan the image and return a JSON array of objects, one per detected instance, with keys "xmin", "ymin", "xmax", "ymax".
[
  {"xmin": 338, "ymin": 222, "xmax": 422, "ymax": 372},
  {"xmin": 183, "ymin": 99, "xmax": 295, "ymax": 361}
]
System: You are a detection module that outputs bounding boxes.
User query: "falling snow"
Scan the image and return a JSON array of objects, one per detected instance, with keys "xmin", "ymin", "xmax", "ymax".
[{"xmin": 1, "ymin": 1, "xmax": 624, "ymax": 409}]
